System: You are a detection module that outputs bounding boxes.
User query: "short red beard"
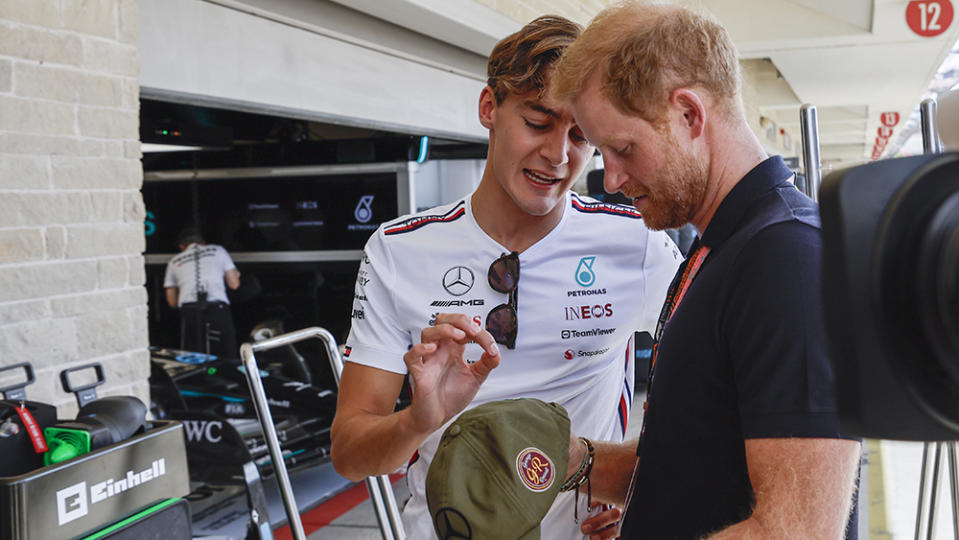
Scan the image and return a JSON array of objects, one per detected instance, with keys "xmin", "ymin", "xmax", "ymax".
[{"xmin": 632, "ymin": 131, "xmax": 707, "ymax": 231}]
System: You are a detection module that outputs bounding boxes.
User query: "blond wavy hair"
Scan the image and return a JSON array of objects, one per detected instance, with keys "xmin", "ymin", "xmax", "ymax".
[
  {"xmin": 552, "ymin": 2, "xmax": 741, "ymax": 124},
  {"xmin": 487, "ymin": 15, "xmax": 583, "ymax": 103}
]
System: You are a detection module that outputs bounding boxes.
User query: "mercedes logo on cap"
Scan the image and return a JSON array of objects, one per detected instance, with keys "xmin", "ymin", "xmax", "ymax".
[
  {"xmin": 434, "ymin": 508, "xmax": 472, "ymax": 539},
  {"xmin": 443, "ymin": 266, "xmax": 475, "ymax": 296}
]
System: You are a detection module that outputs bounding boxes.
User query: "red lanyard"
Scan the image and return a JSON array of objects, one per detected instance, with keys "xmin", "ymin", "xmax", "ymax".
[
  {"xmin": 649, "ymin": 244, "xmax": 710, "ymax": 373},
  {"xmin": 622, "ymin": 244, "xmax": 710, "ymax": 529}
]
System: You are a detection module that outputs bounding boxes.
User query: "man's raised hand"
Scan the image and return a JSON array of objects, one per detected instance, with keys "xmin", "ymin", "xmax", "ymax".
[{"xmin": 402, "ymin": 313, "xmax": 501, "ymax": 435}]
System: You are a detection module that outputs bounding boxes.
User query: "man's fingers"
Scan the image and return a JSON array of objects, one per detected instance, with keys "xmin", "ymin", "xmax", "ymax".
[
  {"xmin": 428, "ymin": 313, "xmax": 500, "ymax": 357},
  {"xmin": 403, "ymin": 342, "xmax": 437, "ymax": 369},
  {"xmin": 582, "ymin": 506, "xmax": 622, "ymax": 540},
  {"xmin": 420, "ymin": 323, "xmax": 466, "ymax": 343},
  {"xmin": 471, "ymin": 349, "xmax": 501, "ymax": 380}
]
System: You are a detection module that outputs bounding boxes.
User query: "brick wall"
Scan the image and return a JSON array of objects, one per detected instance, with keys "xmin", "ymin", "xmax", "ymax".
[{"xmin": 0, "ymin": 0, "xmax": 147, "ymax": 418}]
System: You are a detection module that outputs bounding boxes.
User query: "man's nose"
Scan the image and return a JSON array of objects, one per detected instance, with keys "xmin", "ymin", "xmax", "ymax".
[
  {"xmin": 603, "ymin": 162, "xmax": 628, "ymax": 194},
  {"xmin": 541, "ymin": 133, "xmax": 569, "ymax": 167}
]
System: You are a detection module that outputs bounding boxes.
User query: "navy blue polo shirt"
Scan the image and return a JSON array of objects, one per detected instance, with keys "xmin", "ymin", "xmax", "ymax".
[{"xmin": 620, "ymin": 156, "xmax": 857, "ymax": 539}]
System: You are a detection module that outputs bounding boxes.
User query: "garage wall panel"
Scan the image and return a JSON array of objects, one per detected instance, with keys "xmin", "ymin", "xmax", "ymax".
[{"xmin": 138, "ymin": 0, "xmax": 488, "ymax": 141}]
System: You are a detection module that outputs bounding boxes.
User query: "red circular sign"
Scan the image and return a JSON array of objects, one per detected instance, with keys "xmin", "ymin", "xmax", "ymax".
[{"xmin": 907, "ymin": 0, "xmax": 954, "ymax": 37}]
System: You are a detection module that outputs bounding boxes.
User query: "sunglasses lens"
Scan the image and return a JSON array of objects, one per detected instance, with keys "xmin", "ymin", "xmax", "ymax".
[
  {"xmin": 488, "ymin": 253, "xmax": 519, "ymax": 293},
  {"xmin": 485, "ymin": 304, "xmax": 517, "ymax": 349}
]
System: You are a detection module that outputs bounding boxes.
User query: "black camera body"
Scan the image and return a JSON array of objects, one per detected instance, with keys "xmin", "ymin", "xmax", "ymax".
[{"xmin": 821, "ymin": 152, "xmax": 959, "ymax": 440}]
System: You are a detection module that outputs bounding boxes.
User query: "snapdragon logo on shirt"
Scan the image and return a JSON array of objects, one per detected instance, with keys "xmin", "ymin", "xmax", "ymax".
[{"xmin": 55, "ymin": 458, "xmax": 167, "ymax": 525}]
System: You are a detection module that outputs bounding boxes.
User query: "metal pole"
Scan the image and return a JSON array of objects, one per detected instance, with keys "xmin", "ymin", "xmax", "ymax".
[
  {"xmin": 240, "ymin": 342, "xmax": 307, "ymax": 540},
  {"xmin": 926, "ymin": 443, "xmax": 944, "ymax": 540},
  {"xmin": 799, "ymin": 104, "xmax": 822, "ymax": 202},
  {"xmin": 916, "ymin": 442, "xmax": 932, "ymax": 540},
  {"xmin": 243, "ymin": 326, "xmax": 406, "ymax": 540},
  {"xmin": 948, "ymin": 443, "xmax": 959, "ymax": 539},
  {"xmin": 921, "ymin": 98, "xmax": 942, "ymax": 154}
]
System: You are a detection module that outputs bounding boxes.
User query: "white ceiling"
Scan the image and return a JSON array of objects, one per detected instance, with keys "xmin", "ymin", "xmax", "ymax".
[
  {"xmin": 697, "ymin": 0, "xmax": 959, "ymax": 165},
  {"xmin": 336, "ymin": 0, "xmax": 959, "ymax": 166}
]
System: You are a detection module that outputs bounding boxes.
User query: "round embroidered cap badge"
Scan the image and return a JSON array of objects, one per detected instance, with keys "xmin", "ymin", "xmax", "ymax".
[{"xmin": 516, "ymin": 447, "xmax": 555, "ymax": 492}]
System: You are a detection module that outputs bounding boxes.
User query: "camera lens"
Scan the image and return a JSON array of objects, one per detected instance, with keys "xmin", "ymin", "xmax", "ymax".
[
  {"xmin": 917, "ymin": 191, "xmax": 959, "ymax": 365},
  {"xmin": 878, "ymin": 155, "xmax": 959, "ymax": 427}
]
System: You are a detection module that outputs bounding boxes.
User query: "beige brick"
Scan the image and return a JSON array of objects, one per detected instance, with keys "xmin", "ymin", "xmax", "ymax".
[
  {"xmin": 52, "ymin": 157, "xmax": 141, "ymax": 189},
  {"xmin": 123, "ymin": 191, "xmax": 144, "ymax": 222},
  {"xmin": 77, "ymin": 106, "xmax": 138, "ymax": 139},
  {"xmin": 128, "ymin": 254, "xmax": 145, "ymax": 286},
  {"xmin": 90, "ymin": 191, "xmax": 124, "ymax": 222},
  {"xmin": 98, "ymin": 348, "xmax": 150, "ymax": 386},
  {"xmin": 128, "ymin": 304, "xmax": 148, "ymax": 348},
  {"xmin": 118, "ymin": 0, "xmax": 138, "ymax": 45},
  {"xmin": 75, "ymin": 308, "xmax": 133, "ymax": 358},
  {"xmin": 14, "ymin": 62, "xmax": 76, "ymax": 103},
  {"xmin": 0, "ymin": 299, "xmax": 48, "ymax": 325},
  {"xmin": 0, "ymin": 228, "xmax": 44, "ymax": 263},
  {"xmin": 123, "ymin": 139, "xmax": 141, "ymax": 159},
  {"xmin": 0, "ymin": 133, "xmax": 107, "ymax": 157},
  {"xmin": 15, "ymin": 63, "xmax": 126, "ymax": 107},
  {"xmin": 0, "ymin": 260, "xmax": 97, "ymax": 302},
  {"xmin": 45, "ymin": 226, "xmax": 66, "ymax": 258},
  {"xmin": 119, "ymin": 76, "xmax": 138, "ymax": 109},
  {"xmin": 0, "ymin": 0, "xmax": 61, "ymax": 27},
  {"xmin": 82, "ymin": 39, "xmax": 137, "ymax": 77},
  {"xmin": 0, "ymin": 154, "xmax": 50, "ymax": 189},
  {"xmin": 0, "ymin": 23, "xmax": 83, "ymax": 66},
  {"xmin": 0, "ymin": 318, "xmax": 79, "ymax": 369},
  {"xmin": 50, "ymin": 287, "xmax": 145, "ymax": 317},
  {"xmin": 97, "ymin": 256, "xmax": 128, "ymax": 289},
  {"xmin": 0, "ymin": 192, "xmax": 95, "ymax": 227},
  {"xmin": 65, "ymin": 223, "xmax": 144, "ymax": 258},
  {"xmin": 0, "ymin": 95, "xmax": 76, "ymax": 136},
  {"xmin": 0, "ymin": 59, "xmax": 11, "ymax": 93},
  {"xmin": 103, "ymin": 140, "xmax": 125, "ymax": 158},
  {"xmin": 61, "ymin": 0, "xmax": 117, "ymax": 39}
]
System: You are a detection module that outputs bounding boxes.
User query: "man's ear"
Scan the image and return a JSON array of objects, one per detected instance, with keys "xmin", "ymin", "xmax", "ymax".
[
  {"xmin": 669, "ymin": 88, "xmax": 706, "ymax": 140},
  {"xmin": 478, "ymin": 86, "xmax": 497, "ymax": 130}
]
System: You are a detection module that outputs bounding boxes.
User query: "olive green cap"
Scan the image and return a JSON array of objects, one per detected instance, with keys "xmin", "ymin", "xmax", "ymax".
[{"xmin": 426, "ymin": 398, "xmax": 570, "ymax": 540}]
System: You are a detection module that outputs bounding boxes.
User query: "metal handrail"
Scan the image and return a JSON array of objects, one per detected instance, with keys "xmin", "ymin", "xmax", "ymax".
[{"xmin": 239, "ymin": 327, "xmax": 406, "ymax": 540}]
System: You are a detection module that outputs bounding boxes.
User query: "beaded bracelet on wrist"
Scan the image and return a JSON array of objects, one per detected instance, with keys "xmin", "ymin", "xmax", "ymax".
[{"xmin": 561, "ymin": 437, "xmax": 595, "ymax": 523}]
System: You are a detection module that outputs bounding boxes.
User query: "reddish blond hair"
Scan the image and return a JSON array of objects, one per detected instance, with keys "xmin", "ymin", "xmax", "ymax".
[
  {"xmin": 488, "ymin": 15, "xmax": 582, "ymax": 103},
  {"xmin": 552, "ymin": 2, "xmax": 741, "ymax": 123}
]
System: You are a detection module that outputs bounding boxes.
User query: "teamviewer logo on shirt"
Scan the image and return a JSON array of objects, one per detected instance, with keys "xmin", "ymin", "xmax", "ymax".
[{"xmin": 56, "ymin": 481, "xmax": 88, "ymax": 525}]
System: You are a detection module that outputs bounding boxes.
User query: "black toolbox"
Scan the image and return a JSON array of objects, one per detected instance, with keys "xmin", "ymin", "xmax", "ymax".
[{"xmin": 0, "ymin": 420, "xmax": 190, "ymax": 540}]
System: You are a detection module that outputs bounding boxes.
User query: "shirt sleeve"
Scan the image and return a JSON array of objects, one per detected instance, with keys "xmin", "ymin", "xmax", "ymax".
[
  {"xmin": 724, "ymin": 222, "xmax": 846, "ymax": 439},
  {"xmin": 216, "ymin": 245, "xmax": 237, "ymax": 272},
  {"xmin": 163, "ymin": 260, "xmax": 176, "ymax": 288},
  {"xmin": 639, "ymin": 228, "xmax": 683, "ymax": 334},
  {"xmin": 344, "ymin": 230, "xmax": 412, "ymax": 374}
]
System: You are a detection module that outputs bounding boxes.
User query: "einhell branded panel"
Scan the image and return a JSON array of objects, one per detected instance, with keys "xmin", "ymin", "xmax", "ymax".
[{"xmin": 0, "ymin": 421, "xmax": 189, "ymax": 540}]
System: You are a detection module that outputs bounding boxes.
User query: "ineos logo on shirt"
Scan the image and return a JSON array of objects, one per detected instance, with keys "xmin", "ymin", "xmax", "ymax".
[
  {"xmin": 564, "ymin": 304, "xmax": 614, "ymax": 320},
  {"xmin": 442, "ymin": 266, "xmax": 475, "ymax": 296}
]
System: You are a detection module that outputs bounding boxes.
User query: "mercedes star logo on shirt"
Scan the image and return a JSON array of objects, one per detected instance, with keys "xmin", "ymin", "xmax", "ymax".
[{"xmin": 442, "ymin": 266, "xmax": 475, "ymax": 296}]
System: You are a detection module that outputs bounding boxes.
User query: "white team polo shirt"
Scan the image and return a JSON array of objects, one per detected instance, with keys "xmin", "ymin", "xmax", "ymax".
[
  {"xmin": 345, "ymin": 192, "xmax": 681, "ymax": 539},
  {"xmin": 163, "ymin": 243, "xmax": 236, "ymax": 306}
]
